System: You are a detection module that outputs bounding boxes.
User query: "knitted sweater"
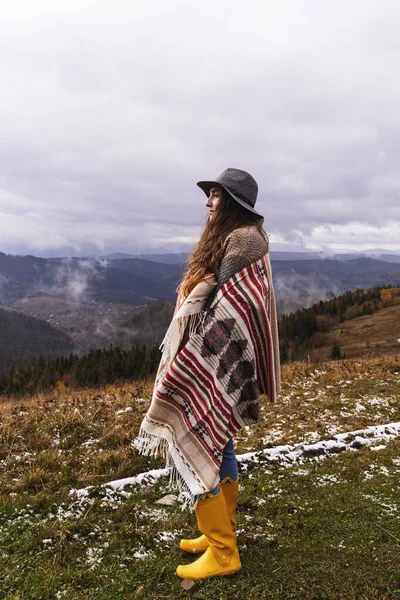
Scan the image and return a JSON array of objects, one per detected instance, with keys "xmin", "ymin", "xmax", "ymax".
[{"xmin": 205, "ymin": 225, "xmax": 269, "ymax": 310}]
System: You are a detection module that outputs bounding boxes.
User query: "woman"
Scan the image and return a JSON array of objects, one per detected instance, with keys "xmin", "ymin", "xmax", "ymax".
[{"xmin": 135, "ymin": 168, "xmax": 280, "ymax": 580}]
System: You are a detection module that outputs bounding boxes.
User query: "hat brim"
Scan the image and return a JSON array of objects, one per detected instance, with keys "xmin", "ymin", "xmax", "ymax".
[{"xmin": 197, "ymin": 180, "xmax": 264, "ymax": 222}]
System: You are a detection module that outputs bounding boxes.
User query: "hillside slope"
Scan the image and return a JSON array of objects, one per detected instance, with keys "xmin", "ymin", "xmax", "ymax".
[
  {"xmin": 2, "ymin": 251, "xmax": 400, "ymax": 313},
  {"xmin": 0, "ymin": 306, "xmax": 74, "ymax": 370},
  {"xmin": 273, "ymin": 257, "xmax": 400, "ymax": 314},
  {"xmin": 309, "ymin": 303, "xmax": 400, "ymax": 361},
  {"xmin": 0, "ymin": 252, "xmax": 182, "ymax": 306}
]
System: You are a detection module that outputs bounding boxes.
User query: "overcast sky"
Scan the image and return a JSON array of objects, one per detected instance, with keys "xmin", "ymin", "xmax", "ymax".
[{"xmin": 1, "ymin": 0, "xmax": 400, "ymax": 257}]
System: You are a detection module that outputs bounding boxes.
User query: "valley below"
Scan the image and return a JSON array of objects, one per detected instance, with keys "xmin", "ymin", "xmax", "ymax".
[{"xmin": 2, "ymin": 251, "xmax": 400, "ymax": 363}]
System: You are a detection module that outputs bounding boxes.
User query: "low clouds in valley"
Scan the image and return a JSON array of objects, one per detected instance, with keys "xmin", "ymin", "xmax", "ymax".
[{"xmin": 1, "ymin": 0, "xmax": 400, "ymax": 256}]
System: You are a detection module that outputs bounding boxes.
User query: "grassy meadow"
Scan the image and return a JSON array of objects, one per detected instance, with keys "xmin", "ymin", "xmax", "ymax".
[
  {"xmin": 307, "ymin": 303, "xmax": 400, "ymax": 362},
  {"xmin": 1, "ymin": 356, "xmax": 400, "ymax": 600}
]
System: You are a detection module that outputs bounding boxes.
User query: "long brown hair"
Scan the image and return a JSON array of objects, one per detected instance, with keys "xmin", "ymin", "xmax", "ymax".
[{"xmin": 179, "ymin": 191, "xmax": 264, "ymax": 298}]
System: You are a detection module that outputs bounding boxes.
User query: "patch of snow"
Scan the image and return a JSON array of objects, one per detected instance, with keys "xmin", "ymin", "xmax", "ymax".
[
  {"xmin": 368, "ymin": 397, "xmax": 389, "ymax": 407},
  {"xmin": 133, "ymin": 549, "xmax": 153, "ymax": 559},
  {"xmin": 137, "ymin": 507, "xmax": 168, "ymax": 519},
  {"xmin": 303, "ymin": 432, "xmax": 321, "ymax": 442},
  {"xmin": 293, "ymin": 468, "xmax": 309, "ymax": 476},
  {"xmin": 364, "ymin": 493, "xmax": 398, "ymax": 514},
  {"xmin": 67, "ymin": 422, "xmax": 400, "ymax": 510},
  {"xmin": 378, "ymin": 466, "xmax": 390, "ymax": 475},
  {"xmin": 353, "ymin": 436, "xmax": 370, "ymax": 447},
  {"xmin": 106, "ymin": 468, "xmax": 170, "ymax": 491},
  {"xmin": 337, "ymin": 540, "xmax": 345, "ymax": 550},
  {"xmin": 252, "ymin": 533, "xmax": 276, "ymax": 541},
  {"xmin": 334, "ymin": 422, "xmax": 400, "ymax": 442},
  {"xmin": 86, "ymin": 547, "xmax": 103, "ymax": 569},
  {"xmin": 317, "ymin": 474, "xmax": 341, "ymax": 486},
  {"xmin": 236, "ymin": 422, "xmax": 400, "ymax": 470},
  {"xmin": 381, "ymin": 502, "xmax": 398, "ymax": 513},
  {"xmin": 115, "ymin": 407, "xmax": 133, "ymax": 415},
  {"xmin": 156, "ymin": 530, "xmax": 182, "ymax": 544},
  {"xmin": 81, "ymin": 439, "xmax": 99, "ymax": 447},
  {"xmin": 70, "ymin": 467, "xmax": 169, "ymax": 499},
  {"xmin": 326, "ymin": 424, "xmax": 339, "ymax": 435}
]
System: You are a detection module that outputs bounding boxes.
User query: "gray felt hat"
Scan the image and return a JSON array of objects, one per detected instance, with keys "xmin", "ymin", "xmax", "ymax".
[{"xmin": 197, "ymin": 168, "xmax": 263, "ymax": 221}]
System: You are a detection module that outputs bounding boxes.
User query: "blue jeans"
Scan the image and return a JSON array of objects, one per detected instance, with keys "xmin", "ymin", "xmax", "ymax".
[
  {"xmin": 195, "ymin": 438, "xmax": 238, "ymax": 501},
  {"xmin": 218, "ymin": 437, "xmax": 238, "ymax": 483}
]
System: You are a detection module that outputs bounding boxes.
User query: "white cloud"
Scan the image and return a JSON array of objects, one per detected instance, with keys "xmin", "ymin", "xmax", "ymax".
[
  {"xmin": 303, "ymin": 221, "xmax": 400, "ymax": 251},
  {"xmin": 0, "ymin": 0, "xmax": 400, "ymax": 255}
]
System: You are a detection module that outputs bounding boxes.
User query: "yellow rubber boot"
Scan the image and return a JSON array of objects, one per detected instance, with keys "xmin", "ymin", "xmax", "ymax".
[
  {"xmin": 179, "ymin": 478, "xmax": 238, "ymax": 554},
  {"xmin": 220, "ymin": 477, "xmax": 239, "ymax": 534},
  {"xmin": 176, "ymin": 490, "xmax": 241, "ymax": 580},
  {"xmin": 179, "ymin": 533, "xmax": 209, "ymax": 554}
]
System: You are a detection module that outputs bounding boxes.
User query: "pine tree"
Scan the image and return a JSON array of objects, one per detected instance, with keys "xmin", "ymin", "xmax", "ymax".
[{"xmin": 330, "ymin": 339, "xmax": 342, "ymax": 360}]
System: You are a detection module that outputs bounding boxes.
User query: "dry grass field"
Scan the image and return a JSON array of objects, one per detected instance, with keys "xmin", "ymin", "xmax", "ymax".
[
  {"xmin": 308, "ymin": 304, "xmax": 400, "ymax": 362},
  {"xmin": 1, "ymin": 355, "xmax": 400, "ymax": 599}
]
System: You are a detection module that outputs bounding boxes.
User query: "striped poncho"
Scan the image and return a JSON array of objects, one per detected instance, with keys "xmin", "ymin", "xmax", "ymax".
[{"xmin": 135, "ymin": 228, "xmax": 281, "ymax": 500}]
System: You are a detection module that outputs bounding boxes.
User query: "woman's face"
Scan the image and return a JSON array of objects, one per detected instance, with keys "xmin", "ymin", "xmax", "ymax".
[{"xmin": 206, "ymin": 186, "xmax": 223, "ymax": 220}]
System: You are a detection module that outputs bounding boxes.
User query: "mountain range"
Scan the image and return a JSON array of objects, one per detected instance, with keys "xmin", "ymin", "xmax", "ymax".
[
  {"xmin": 1, "ymin": 249, "xmax": 400, "ymax": 369},
  {"xmin": 102, "ymin": 250, "xmax": 400, "ymax": 264},
  {"xmin": 2, "ymin": 251, "xmax": 400, "ymax": 310}
]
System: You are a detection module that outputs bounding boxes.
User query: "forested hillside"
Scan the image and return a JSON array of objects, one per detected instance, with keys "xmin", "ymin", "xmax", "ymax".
[
  {"xmin": 121, "ymin": 300, "xmax": 175, "ymax": 347},
  {"xmin": 2, "ymin": 284, "xmax": 399, "ymax": 397},
  {"xmin": 0, "ymin": 306, "xmax": 74, "ymax": 371},
  {"xmin": 279, "ymin": 285, "xmax": 400, "ymax": 361},
  {"xmin": 0, "ymin": 344, "xmax": 161, "ymax": 397}
]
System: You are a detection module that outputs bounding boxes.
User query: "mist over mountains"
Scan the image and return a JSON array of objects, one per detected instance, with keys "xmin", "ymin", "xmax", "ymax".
[
  {"xmin": 102, "ymin": 249, "xmax": 400, "ymax": 264},
  {"xmin": 1, "ymin": 249, "xmax": 400, "ymax": 369},
  {"xmin": 0, "ymin": 252, "xmax": 184, "ymax": 307},
  {"xmin": 272, "ymin": 257, "xmax": 400, "ymax": 315},
  {"xmin": 2, "ymin": 250, "xmax": 400, "ymax": 309}
]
